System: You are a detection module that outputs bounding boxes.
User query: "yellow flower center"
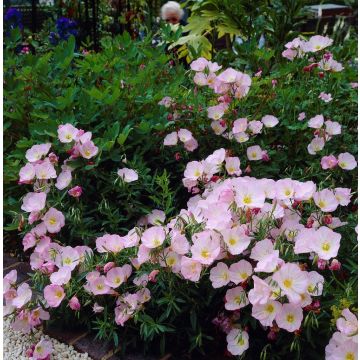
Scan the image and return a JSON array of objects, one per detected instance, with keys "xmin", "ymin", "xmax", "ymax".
[
  {"xmin": 322, "ymin": 242, "xmax": 330, "ymax": 251},
  {"xmin": 229, "ymin": 238, "xmax": 237, "ymax": 246},
  {"xmin": 243, "ymin": 195, "xmax": 252, "ymax": 205},
  {"xmin": 237, "ymin": 337, "xmax": 245, "ymax": 346},
  {"xmin": 265, "ymin": 304, "xmax": 274, "ymax": 313},
  {"xmin": 286, "ymin": 314, "xmax": 295, "ymax": 323},
  {"xmin": 346, "ymin": 353, "xmax": 355, "ymax": 360},
  {"xmin": 85, "ymin": 150, "xmax": 91, "ymax": 157},
  {"xmin": 115, "ymin": 277, "xmax": 121, "ymax": 284},
  {"xmin": 222, "ymin": 272, "xmax": 229, "ymax": 280},
  {"xmin": 283, "ymin": 279, "xmax": 293, "ymax": 288},
  {"xmin": 339, "ymin": 162, "xmax": 346, "ymax": 168},
  {"xmin": 308, "ymin": 285, "xmax": 315, "ymax": 293},
  {"xmin": 49, "ymin": 217, "xmax": 57, "ymax": 225},
  {"xmin": 194, "ymin": 170, "xmax": 201, "ymax": 177},
  {"xmin": 63, "ymin": 257, "xmax": 72, "ymax": 265},
  {"xmin": 241, "ymin": 272, "xmax": 248, "ymax": 280},
  {"xmin": 251, "ymin": 152, "xmax": 257, "ymax": 158},
  {"xmin": 153, "ymin": 239, "xmax": 161, "ymax": 247},
  {"xmin": 65, "ymin": 134, "xmax": 72, "ymax": 140},
  {"xmin": 201, "ymin": 250, "xmax": 210, "ymax": 258},
  {"xmin": 55, "ymin": 290, "xmax": 63, "ymax": 298},
  {"xmin": 318, "ymin": 200, "xmax": 326, "ymax": 208},
  {"xmin": 96, "ymin": 284, "xmax": 104, "ymax": 290},
  {"xmin": 234, "ymin": 296, "xmax": 242, "ymax": 304},
  {"xmin": 284, "ymin": 189, "xmax": 291, "ymax": 196},
  {"xmin": 167, "ymin": 257, "xmax": 176, "ymax": 266}
]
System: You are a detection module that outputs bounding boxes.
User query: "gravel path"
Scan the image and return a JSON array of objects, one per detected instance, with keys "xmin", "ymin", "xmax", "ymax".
[{"xmin": 3, "ymin": 318, "xmax": 92, "ymax": 359}]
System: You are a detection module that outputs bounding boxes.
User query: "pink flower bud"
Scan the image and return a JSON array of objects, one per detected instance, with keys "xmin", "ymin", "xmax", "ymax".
[
  {"xmin": 149, "ymin": 270, "xmax": 159, "ymax": 283},
  {"xmin": 69, "ymin": 296, "xmax": 81, "ymax": 311},
  {"xmin": 175, "ymin": 152, "xmax": 181, "ymax": 161},
  {"xmin": 272, "ymin": 79, "xmax": 278, "ymax": 88},
  {"xmin": 322, "ymin": 215, "xmax": 332, "ymax": 225},
  {"xmin": 262, "ymin": 151, "xmax": 270, "ymax": 162},
  {"xmin": 306, "ymin": 218, "xmax": 314, "ymax": 228},
  {"xmin": 268, "ymin": 331, "xmax": 277, "ymax": 341},
  {"xmin": 324, "ymin": 52, "xmax": 332, "ymax": 61},
  {"xmin": 103, "ymin": 262, "xmax": 115, "ymax": 273},
  {"xmin": 167, "ymin": 113, "xmax": 173, "ymax": 121},
  {"xmin": 317, "ymin": 259, "xmax": 327, "ymax": 270},
  {"xmin": 329, "ymin": 259, "xmax": 341, "ymax": 271},
  {"xmin": 40, "ymin": 262, "xmax": 56, "ymax": 275},
  {"xmin": 48, "ymin": 152, "xmax": 58, "ymax": 164},
  {"xmin": 245, "ymin": 165, "xmax": 251, "ymax": 174},
  {"xmin": 139, "ymin": 64, "xmax": 146, "ymax": 70},
  {"xmin": 68, "ymin": 186, "xmax": 83, "ymax": 198}
]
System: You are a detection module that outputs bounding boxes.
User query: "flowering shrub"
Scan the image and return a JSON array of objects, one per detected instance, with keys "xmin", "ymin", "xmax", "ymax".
[{"xmin": 3, "ymin": 33, "xmax": 358, "ymax": 358}]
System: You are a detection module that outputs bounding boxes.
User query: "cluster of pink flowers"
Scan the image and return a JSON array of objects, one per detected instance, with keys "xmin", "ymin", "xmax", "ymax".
[
  {"xmin": 306, "ymin": 114, "xmax": 342, "ymax": 155},
  {"xmin": 321, "ymin": 153, "xmax": 358, "ymax": 171},
  {"xmin": 325, "ymin": 308, "xmax": 357, "ymax": 360},
  {"xmin": 282, "ymin": 36, "xmax": 343, "ymax": 73},
  {"xmin": 163, "ymin": 128, "xmax": 198, "ymax": 152}
]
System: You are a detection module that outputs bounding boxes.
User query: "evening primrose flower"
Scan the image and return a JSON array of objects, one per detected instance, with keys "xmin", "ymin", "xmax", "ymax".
[
  {"xmin": 117, "ymin": 168, "xmax": 138, "ymax": 182},
  {"xmin": 163, "ymin": 131, "xmax": 178, "ymax": 146},
  {"xmin": 311, "ymin": 226, "xmax": 341, "ymax": 260},
  {"xmin": 12, "ymin": 283, "xmax": 32, "ymax": 308},
  {"xmin": 226, "ymin": 329, "xmax": 249, "ymax": 356},
  {"xmin": 313, "ymin": 189, "xmax": 339, "ymax": 212},
  {"xmin": 308, "ymin": 137, "xmax": 325, "ymax": 155},
  {"xmin": 232, "ymin": 118, "xmax": 248, "ymax": 133},
  {"xmin": 225, "ymin": 286, "xmax": 249, "ymax": 310},
  {"xmin": 178, "ymin": 129, "xmax": 193, "ymax": 143},
  {"xmin": 55, "ymin": 170, "xmax": 72, "ymax": 190},
  {"xmin": 184, "ymin": 161, "xmax": 204, "ymax": 180},
  {"xmin": 225, "ymin": 157, "xmax": 241, "ymax": 176},
  {"xmin": 252, "ymin": 300, "xmax": 281, "ymax": 327},
  {"xmin": 261, "ymin": 115, "xmax": 279, "ymax": 128},
  {"xmin": 229, "ymin": 260, "xmax": 253, "ymax": 284},
  {"xmin": 207, "ymin": 103, "xmax": 227, "ymax": 120},
  {"xmin": 25, "ymin": 143, "xmax": 51, "ymax": 162},
  {"xmin": 57, "ymin": 123, "xmax": 79, "ymax": 143},
  {"xmin": 209, "ymin": 262, "xmax": 230, "ymax": 288},
  {"xmin": 180, "ymin": 256, "xmax": 202, "ymax": 282},
  {"xmin": 304, "ymin": 35, "xmax": 333, "ymax": 52},
  {"xmin": 79, "ymin": 140, "xmax": 98, "ymax": 159},
  {"xmin": 141, "ymin": 226, "xmax": 166, "ymax": 248},
  {"xmin": 222, "ymin": 226, "xmax": 251, "ymax": 255},
  {"xmin": 272, "ymin": 263, "xmax": 308, "ymax": 303},
  {"xmin": 308, "ymin": 114, "xmax": 324, "ymax": 129},
  {"xmin": 275, "ymin": 303, "xmax": 303, "ymax": 332},
  {"xmin": 42, "ymin": 207, "xmax": 65, "ymax": 233},
  {"xmin": 338, "ymin": 153, "xmax": 357, "ymax": 170},
  {"xmin": 32, "ymin": 339, "xmax": 53, "ymax": 360},
  {"xmin": 21, "ymin": 192, "xmax": 47, "ymax": 213},
  {"xmin": 247, "ymin": 145, "xmax": 263, "ymax": 161},
  {"xmin": 19, "ymin": 163, "xmax": 36, "ymax": 183},
  {"xmin": 191, "ymin": 230, "xmax": 221, "ymax": 265},
  {"xmin": 235, "ymin": 183, "xmax": 265, "ymax": 209},
  {"xmin": 44, "ymin": 284, "xmax": 65, "ymax": 307}
]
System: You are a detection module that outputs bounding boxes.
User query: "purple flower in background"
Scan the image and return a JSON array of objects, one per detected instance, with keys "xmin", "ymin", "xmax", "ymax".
[
  {"xmin": 4, "ymin": 7, "xmax": 23, "ymax": 30},
  {"xmin": 49, "ymin": 17, "xmax": 78, "ymax": 45}
]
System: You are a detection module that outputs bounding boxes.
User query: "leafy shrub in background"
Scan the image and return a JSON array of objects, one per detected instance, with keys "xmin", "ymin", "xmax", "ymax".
[{"xmin": 3, "ymin": 28, "xmax": 358, "ymax": 360}]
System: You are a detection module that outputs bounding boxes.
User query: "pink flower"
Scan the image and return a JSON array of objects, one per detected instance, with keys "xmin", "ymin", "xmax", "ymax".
[
  {"xmin": 261, "ymin": 115, "xmax": 279, "ymax": 128},
  {"xmin": 25, "ymin": 144, "xmax": 51, "ymax": 162},
  {"xmin": 191, "ymin": 230, "xmax": 221, "ymax": 265},
  {"xmin": 163, "ymin": 132, "xmax": 178, "ymax": 146},
  {"xmin": 229, "ymin": 260, "xmax": 253, "ymax": 284},
  {"xmin": 180, "ymin": 256, "xmax": 202, "ymax": 282},
  {"xmin": 313, "ymin": 189, "xmax": 339, "ymax": 212},
  {"xmin": 294, "ymin": 180, "xmax": 316, "ymax": 201},
  {"xmin": 248, "ymin": 276, "xmax": 273, "ymax": 305},
  {"xmin": 325, "ymin": 120, "xmax": 341, "ymax": 136},
  {"xmin": 105, "ymin": 265, "xmax": 132, "ymax": 288},
  {"xmin": 190, "ymin": 57, "xmax": 208, "ymax": 72},
  {"xmin": 217, "ymin": 68, "xmax": 239, "ymax": 83},
  {"xmin": 226, "ymin": 329, "xmax": 249, "ymax": 356},
  {"xmin": 114, "ymin": 304, "xmax": 133, "ymax": 326},
  {"xmin": 32, "ymin": 339, "xmax": 53, "ymax": 360},
  {"xmin": 235, "ymin": 183, "xmax": 265, "ymax": 209},
  {"xmin": 34, "ymin": 161, "xmax": 57, "ymax": 180},
  {"xmin": 275, "ymin": 303, "xmax": 303, "ymax": 332},
  {"xmin": 306, "ymin": 271, "xmax": 324, "ymax": 296},
  {"xmin": 141, "ymin": 226, "xmax": 166, "ymax": 248},
  {"xmin": 307, "ymin": 137, "xmax": 325, "ymax": 155},
  {"xmin": 225, "ymin": 286, "xmax": 249, "ymax": 310},
  {"xmin": 233, "ymin": 118, "xmax": 248, "ymax": 133},
  {"xmin": 44, "ymin": 284, "xmax": 65, "ymax": 307},
  {"xmin": 117, "ymin": 168, "xmax": 138, "ymax": 182},
  {"xmin": 211, "ymin": 120, "xmax": 227, "ymax": 135},
  {"xmin": 308, "ymin": 114, "xmax": 324, "ymax": 129},
  {"xmin": 69, "ymin": 296, "xmax": 81, "ymax": 311},
  {"xmin": 183, "ymin": 137, "xmax": 198, "ymax": 152},
  {"xmin": 184, "ymin": 161, "xmax": 204, "ymax": 180},
  {"xmin": 234, "ymin": 132, "xmax": 249, "ymax": 143},
  {"xmin": 19, "ymin": 163, "xmax": 35, "ymax": 183},
  {"xmin": 148, "ymin": 270, "xmax": 159, "ymax": 282},
  {"xmin": 225, "ymin": 157, "xmax": 241, "ymax": 176},
  {"xmin": 23, "ymin": 233, "xmax": 36, "ymax": 251},
  {"xmin": 158, "ymin": 96, "xmax": 173, "ymax": 107},
  {"xmin": 247, "ymin": 145, "xmax": 263, "ymax": 161},
  {"xmin": 42, "ymin": 207, "xmax": 65, "ymax": 233},
  {"xmin": 68, "ymin": 186, "xmax": 82, "ymax": 198},
  {"xmin": 319, "ymin": 92, "xmax": 333, "ymax": 102},
  {"xmin": 334, "ymin": 187, "xmax": 352, "ymax": 206},
  {"xmin": 170, "ymin": 231, "xmax": 189, "ymax": 255},
  {"xmin": 275, "ymin": 178, "xmax": 295, "ymax": 200},
  {"xmin": 55, "ymin": 246, "xmax": 80, "ymax": 270},
  {"xmin": 103, "ymin": 262, "xmax": 116, "ymax": 273},
  {"xmin": 305, "ymin": 35, "xmax": 333, "ymax": 52},
  {"xmin": 336, "ymin": 308, "xmax": 358, "ymax": 336},
  {"xmin": 338, "ymin": 153, "xmax": 357, "ymax": 170},
  {"xmin": 79, "ymin": 140, "xmax": 98, "ymax": 159},
  {"xmin": 248, "ymin": 120, "xmax": 263, "ymax": 134},
  {"xmin": 282, "ymin": 48, "xmax": 297, "ymax": 60},
  {"xmin": 252, "ymin": 300, "xmax": 281, "ymax": 327},
  {"xmin": 178, "ymin": 129, "xmax": 193, "ymax": 143},
  {"xmin": 96, "ymin": 234, "xmax": 125, "ymax": 253},
  {"xmin": 58, "ymin": 124, "xmax": 79, "ymax": 143},
  {"xmin": 207, "ymin": 103, "xmax": 227, "ymax": 120},
  {"xmin": 350, "ymin": 82, "xmax": 358, "ymax": 88},
  {"xmin": 222, "ymin": 226, "xmax": 251, "ymax": 255},
  {"xmin": 272, "ymin": 263, "xmax": 308, "ymax": 303},
  {"xmin": 12, "ymin": 283, "xmax": 32, "ymax": 308},
  {"xmin": 209, "ymin": 262, "xmax": 230, "ymax": 288},
  {"xmin": 321, "ymin": 155, "xmax": 338, "ymax": 169},
  {"xmin": 298, "ymin": 112, "xmax": 306, "ymax": 121},
  {"xmin": 21, "ymin": 192, "xmax": 47, "ymax": 213},
  {"xmin": 89, "ymin": 276, "xmax": 111, "ymax": 295},
  {"xmin": 50, "ymin": 266, "xmax": 72, "ymax": 285},
  {"xmin": 310, "ymin": 226, "xmax": 341, "ymax": 260},
  {"xmin": 55, "ymin": 170, "xmax": 72, "ymax": 190},
  {"xmin": 193, "ymin": 72, "xmax": 207, "ymax": 86}
]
